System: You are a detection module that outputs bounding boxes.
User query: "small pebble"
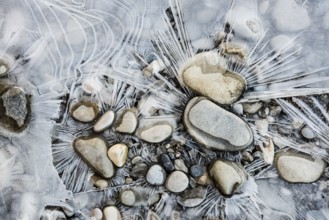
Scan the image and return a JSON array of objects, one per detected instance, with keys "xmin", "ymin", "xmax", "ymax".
[
  {"xmin": 94, "ymin": 110, "xmax": 115, "ymax": 132},
  {"xmin": 91, "ymin": 208, "xmax": 103, "ymax": 220},
  {"xmin": 242, "ymin": 102, "xmax": 263, "ymax": 114},
  {"xmin": 137, "ymin": 123, "xmax": 173, "ymax": 143},
  {"xmin": 301, "ymin": 126, "xmax": 316, "ymax": 139},
  {"xmin": 160, "ymin": 154, "xmax": 175, "ymax": 172},
  {"xmin": 131, "ymin": 163, "xmax": 148, "ymax": 178},
  {"xmin": 165, "ymin": 171, "xmax": 189, "ymax": 193},
  {"xmin": 131, "ymin": 156, "xmax": 143, "ymax": 165},
  {"xmin": 146, "ymin": 164, "xmax": 167, "ymax": 185},
  {"xmin": 115, "ymin": 108, "xmax": 138, "ymax": 134},
  {"xmin": 71, "ymin": 101, "xmax": 99, "ymax": 122},
  {"xmin": 174, "ymin": 159, "xmax": 188, "ymax": 173},
  {"xmin": 107, "ymin": 143, "xmax": 128, "ymax": 167},
  {"xmin": 258, "ymin": 107, "xmax": 270, "ymax": 118},
  {"xmin": 120, "ymin": 190, "xmax": 136, "ymax": 206},
  {"xmin": 190, "ymin": 164, "xmax": 203, "ymax": 178}
]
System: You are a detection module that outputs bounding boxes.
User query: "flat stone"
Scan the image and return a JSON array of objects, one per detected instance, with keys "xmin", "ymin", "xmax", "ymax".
[
  {"xmin": 103, "ymin": 206, "xmax": 122, "ymax": 220},
  {"xmin": 190, "ymin": 164, "xmax": 203, "ymax": 178},
  {"xmin": 146, "ymin": 164, "xmax": 167, "ymax": 185},
  {"xmin": 174, "ymin": 159, "xmax": 188, "ymax": 173},
  {"xmin": 159, "ymin": 154, "xmax": 174, "ymax": 172},
  {"xmin": 177, "ymin": 186, "xmax": 207, "ymax": 208},
  {"xmin": 73, "ymin": 136, "xmax": 115, "ymax": 179},
  {"xmin": 115, "ymin": 108, "xmax": 138, "ymax": 134},
  {"xmin": 107, "ymin": 143, "xmax": 128, "ymax": 167},
  {"xmin": 209, "ymin": 159, "xmax": 247, "ymax": 196},
  {"xmin": 71, "ymin": 101, "xmax": 99, "ymax": 122},
  {"xmin": 165, "ymin": 171, "xmax": 189, "ymax": 193},
  {"xmin": 181, "ymin": 52, "xmax": 245, "ymax": 105},
  {"xmin": 184, "ymin": 97, "xmax": 253, "ymax": 151},
  {"xmin": 275, "ymin": 151, "xmax": 326, "ymax": 183},
  {"xmin": 301, "ymin": 126, "xmax": 315, "ymax": 139},
  {"xmin": 137, "ymin": 123, "xmax": 173, "ymax": 143},
  {"xmin": 94, "ymin": 110, "xmax": 115, "ymax": 132},
  {"xmin": 131, "ymin": 163, "xmax": 148, "ymax": 178}
]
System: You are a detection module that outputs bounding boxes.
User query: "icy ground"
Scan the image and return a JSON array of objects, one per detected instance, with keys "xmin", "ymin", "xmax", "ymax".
[{"xmin": 0, "ymin": 0, "xmax": 329, "ymax": 219}]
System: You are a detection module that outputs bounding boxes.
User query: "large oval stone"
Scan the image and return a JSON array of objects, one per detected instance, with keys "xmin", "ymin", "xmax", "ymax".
[
  {"xmin": 184, "ymin": 97, "xmax": 253, "ymax": 151},
  {"xmin": 73, "ymin": 136, "xmax": 115, "ymax": 179},
  {"xmin": 209, "ymin": 159, "xmax": 247, "ymax": 196},
  {"xmin": 275, "ymin": 151, "xmax": 326, "ymax": 183},
  {"xmin": 181, "ymin": 52, "xmax": 246, "ymax": 105}
]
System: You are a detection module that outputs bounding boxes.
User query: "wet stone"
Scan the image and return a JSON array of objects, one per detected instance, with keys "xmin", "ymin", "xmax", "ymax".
[
  {"xmin": 107, "ymin": 143, "xmax": 128, "ymax": 167},
  {"xmin": 103, "ymin": 206, "xmax": 122, "ymax": 220},
  {"xmin": 0, "ymin": 85, "xmax": 31, "ymax": 133},
  {"xmin": 184, "ymin": 97, "xmax": 253, "ymax": 151},
  {"xmin": 115, "ymin": 108, "xmax": 138, "ymax": 134},
  {"xmin": 181, "ymin": 51, "xmax": 245, "ymax": 105},
  {"xmin": 275, "ymin": 151, "xmax": 326, "ymax": 183},
  {"xmin": 177, "ymin": 186, "xmax": 207, "ymax": 208},
  {"xmin": 94, "ymin": 110, "xmax": 115, "ymax": 132},
  {"xmin": 146, "ymin": 164, "xmax": 167, "ymax": 185},
  {"xmin": 165, "ymin": 171, "xmax": 189, "ymax": 193},
  {"xmin": 160, "ymin": 154, "xmax": 175, "ymax": 172},
  {"xmin": 71, "ymin": 101, "xmax": 99, "ymax": 122},
  {"xmin": 131, "ymin": 163, "xmax": 148, "ymax": 178},
  {"xmin": 73, "ymin": 136, "xmax": 115, "ymax": 179},
  {"xmin": 190, "ymin": 164, "xmax": 203, "ymax": 178},
  {"xmin": 209, "ymin": 159, "xmax": 247, "ymax": 196},
  {"xmin": 136, "ymin": 123, "xmax": 173, "ymax": 143}
]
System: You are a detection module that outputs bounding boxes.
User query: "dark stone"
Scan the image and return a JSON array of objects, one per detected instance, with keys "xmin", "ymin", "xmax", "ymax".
[
  {"xmin": 131, "ymin": 163, "xmax": 148, "ymax": 178},
  {"xmin": 190, "ymin": 165, "xmax": 203, "ymax": 178},
  {"xmin": 160, "ymin": 154, "xmax": 174, "ymax": 172}
]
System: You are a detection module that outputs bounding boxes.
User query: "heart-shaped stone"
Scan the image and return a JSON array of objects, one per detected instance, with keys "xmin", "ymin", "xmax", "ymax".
[{"xmin": 181, "ymin": 52, "xmax": 246, "ymax": 105}]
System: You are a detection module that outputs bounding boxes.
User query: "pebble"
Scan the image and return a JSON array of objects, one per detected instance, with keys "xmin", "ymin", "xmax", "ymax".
[
  {"xmin": 131, "ymin": 163, "xmax": 148, "ymax": 178},
  {"xmin": 255, "ymin": 119, "xmax": 269, "ymax": 136},
  {"xmin": 242, "ymin": 102, "xmax": 263, "ymax": 114},
  {"xmin": 120, "ymin": 189, "xmax": 136, "ymax": 206},
  {"xmin": 103, "ymin": 206, "xmax": 122, "ymax": 220},
  {"xmin": 90, "ymin": 176, "xmax": 109, "ymax": 189},
  {"xmin": 143, "ymin": 60, "xmax": 165, "ymax": 77},
  {"xmin": 136, "ymin": 123, "xmax": 173, "ymax": 143},
  {"xmin": 184, "ymin": 97, "xmax": 253, "ymax": 151},
  {"xmin": 0, "ymin": 60, "xmax": 10, "ymax": 76},
  {"xmin": 269, "ymin": 105, "xmax": 282, "ymax": 116},
  {"xmin": 174, "ymin": 159, "xmax": 188, "ymax": 173},
  {"xmin": 209, "ymin": 159, "xmax": 247, "ymax": 196},
  {"xmin": 177, "ymin": 187, "xmax": 207, "ymax": 208},
  {"xmin": 242, "ymin": 151, "xmax": 253, "ymax": 162},
  {"xmin": 73, "ymin": 136, "xmax": 114, "ymax": 179},
  {"xmin": 301, "ymin": 126, "xmax": 315, "ymax": 139},
  {"xmin": 115, "ymin": 108, "xmax": 138, "ymax": 134},
  {"xmin": 91, "ymin": 208, "xmax": 103, "ymax": 220},
  {"xmin": 190, "ymin": 164, "xmax": 203, "ymax": 178},
  {"xmin": 159, "ymin": 154, "xmax": 175, "ymax": 172},
  {"xmin": 181, "ymin": 52, "xmax": 245, "ymax": 105},
  {"xmin": 146, "ymin": 164, "xmax": 167, "ymax": 185},
  {"xmin": 262, "ymin": 139, "xmax": 275, "ymax": 165},
  {"xmin": 120, "ymin": 188, "xmax": 160, "ymax": 206},
  {"xmin": 71, "ymin": 101, "xmax": 99, "ymax": 122},
  {"xmin": 275, "ymin": 151, "xmax": 326, "ymax": 183},
  {"xmin": 131, "ymin": 156, "xmax": 143, "ymax": 165},
  {"xmin": 94, "ymin": 110, "xmax": 115, "ymax": 132},
  {"xmin": 0, "ymin": 85, "xmax": 31, "ymax": 132},
  {"xmin": 107, "ymin": 143, "xmax": 128, "ymax": 167},
  {"xmin": 165, "ymin": 171, "xmax": 189, "ymax": 193},
  {"xmin": 196, "ymin": 172, "xmax": 211, "ymax": 186}
]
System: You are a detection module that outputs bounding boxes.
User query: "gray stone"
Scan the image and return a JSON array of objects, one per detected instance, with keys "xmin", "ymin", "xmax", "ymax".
[
  {"xmin": 174, "ymin": 159, "xmax": 188, "ymax": 173},
  {"xmin": 177, "ymin": 186, "xmax": 207, "ymax": 208},
  {"xmin": 184, "ymin": 97, "xmax": 253, "ymax": 151},
  {"xmin": 120, "ymin": 188, "xmax": 160, "ymax": 207},
  {"xmin": 136, "ymin": 123, "xmax": 173, "ymax": 143},
  {"xmin": 275, "ymin": 151, "xmax": 326, "ymax": 183},
  {"xmin": 165, "ymin": 171, "xmax": 189, "ymax": 193},
  {"xmin": 131, "ymin": 163, "xmax": 148, "ymax": 178},
  {"xmin": 115, "ymin": 108, "xmax": 138, "ymax": 134},
  {"xmin": 181, "ymin": 52, "xmax": 245, "ymax": 105},
  {"xmin": 131, "ymin": 156, "xmax": 143, "ymax": 165},
  {"xmin": 1, "ymin": 86, "xmax": 29, "ymax": 128},
  {"xmin": 190, "ymin": 164, "xmax": 203, "ymax": 178},
  {"xmin": 71, "ymin": 101, "xmax": 99, "ymax": 122},
  {"xmin": 209, "ymin": 159, "xmax": 247, "ymax": 196},
  {"xmin": 73, "ymin": 136, "xmax": 115, "ymax": 179},
  {"xmin": 301, "ymin": 126, "xmax": 316, "ymax": 139},
  {"xmin": 159, "ymin": 154, "xmax": 174, "ymax": 172},
  {"xmin": 146, "ymin": 164, "xmax": 167, "ymax": 185}
]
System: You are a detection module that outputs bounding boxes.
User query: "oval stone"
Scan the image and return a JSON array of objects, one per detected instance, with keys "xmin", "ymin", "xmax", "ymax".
[
  {"xmin": 209, "ymin": 159, "xmax": 247, "ymax": 196},
  {"xmin": 107, "ymin": 143, "xmax": 128, "ymax": 167},
  {"xmin": 165, "ymin": 171, "xmax": 189, "ymax": 193},
  {"xmin": 184, "ymin": 97, "xmax": 253, "ymax": 151},
  {"xmin": 275, "ymin": 151, "xmax": 326, "ymax": 183},
  {"xmin": 103, "ymin": 206, "xmax": 122, "ymax": 220},
  {"xmin": 71, "ymin": 101, "xmax": 99, "ymax": 122},
  {"xmin": 146, "ymin": 164, "xmax": 167, "ymax": 185},
  {"xmin": 137, "ymin": 123, "xmax": 173, "ymax": 143},
  {"xmin": 94, "ymin": 110, "xmax": 115, "ymax": 132},
  {"xmin": 181, "ymin": 52, "xmax": 246, "ymax": 105}
]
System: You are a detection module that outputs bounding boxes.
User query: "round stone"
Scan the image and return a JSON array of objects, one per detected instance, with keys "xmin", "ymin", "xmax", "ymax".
[
  {"xmin": 71, "ymin": 101, "xmax": 99, "ymax": 122},
  {"xmin": 115, "ymin": 108, "xmax": 138, "ymax": 134},
  {"xmin": 275, "ymin": 151, "xmax": 326, "ymax": 183},
  {"xmin": 94, "ymin": 110, "xmax": 115, "ymax": 132},
  {"xmin": 190, "ymin": 165, "xmax": 203, "ymax": 178},
  {"xmin": 107, "ymin": 143, "xmax": 128, "ymax": 167},
  {"xmin": 103, "ymin": 206, "xmax": 122, "ymax": 220},
  {"xmin": 209, "ymin": 159, "xmax": 247, "ymax": 196},
  {"xmin": 184, "ymin": 97, "xmax": 253, "ymax": 151},
  {"xmin": 181, "ymin": 52, "xmax": 245, "ymax": 105},
  {"xmin": 91, "ymin": 208, "xmax": 103, "ymax": 220},
  {"xmin": 120, "ymin": 190, "xmax": 136, "ymax": 206},
  {"xmin": 137, "ymin": 123, "xmax": 173, "ymax": 143},
  {"xmin": 146, "ymin": 164, "xmax": 167, "ymax": 185},
  {"xmin": 73, "ymin": 136, "xmax": 115, "ymax": 179},
  {"xmin": 159, "ymin": 154, "xmax": 174, "ymax": 172},
  {"xmin": 301, "ymin": 126, "xmax": 315, "ymax": 139},
  {"xmin": 165, "ymin": 171, "xmax": 189, "ymax": 193}
]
